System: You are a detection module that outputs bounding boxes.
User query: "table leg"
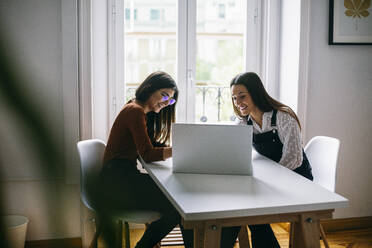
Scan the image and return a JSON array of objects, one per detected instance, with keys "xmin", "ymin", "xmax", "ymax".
[
  {"xmin": 289, "ymin": 222, "xmax": 294, "ymax": 248},
  {"xmin": 194, "ymin": 226, "xmax": 205, "ymax": 248},
  {"xmin": 193, "ymin": 224, "xmax": 222, "ymax": 248},
  {"xmin": 204, "ymin": 224, "xmax": 221, "ymax": 248},
  {"xmin": 292, "ymin": 213, "xmax": 320, "ymax": 248},
  {"xmin": 238, "ymin": 225, "xmax": 250, "ymax": 248}
]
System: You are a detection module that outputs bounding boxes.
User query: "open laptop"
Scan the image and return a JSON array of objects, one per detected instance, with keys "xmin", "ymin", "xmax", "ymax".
[{"xmin": 172, "ymin": 123, "xmax": 253, "ymax": 175}]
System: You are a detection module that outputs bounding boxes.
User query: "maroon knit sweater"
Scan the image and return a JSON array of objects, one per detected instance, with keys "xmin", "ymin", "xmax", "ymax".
[{"xmin": 103, "ymin": 102, "xmax": 166, "ymax": 165}]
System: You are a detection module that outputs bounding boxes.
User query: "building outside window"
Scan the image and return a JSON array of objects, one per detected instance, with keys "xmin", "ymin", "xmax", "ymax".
[
  {"xmin": 124, "ymin": 0, "xmax": 247, "ymax": 123},
  {"xmin": 150, "ymin": 9, "xmax": 160, "ymax": 20},
  {"xmin": 218, "ymin": 4, "xmax": 225, "ymax": 19}
]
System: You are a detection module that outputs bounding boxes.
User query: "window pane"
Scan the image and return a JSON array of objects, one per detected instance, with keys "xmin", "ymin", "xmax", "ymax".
[
  {"xmin": 124, "ymin": 0, "xmax": 177, "ymax": 102},
  {"xmin": 196, "ymin": 0, "xmax": 245, "ymax": 123}
]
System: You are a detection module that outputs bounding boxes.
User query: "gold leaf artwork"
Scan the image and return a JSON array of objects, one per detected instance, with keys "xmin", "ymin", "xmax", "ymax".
[{"xmin": 344, "ymin": 0, "xmax": 370, "ymax": 18}]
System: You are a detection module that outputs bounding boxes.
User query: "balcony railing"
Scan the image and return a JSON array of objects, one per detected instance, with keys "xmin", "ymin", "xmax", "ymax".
[{"xmin": 126, "ymin": 84, "xmax": 236, "ymax": 123}]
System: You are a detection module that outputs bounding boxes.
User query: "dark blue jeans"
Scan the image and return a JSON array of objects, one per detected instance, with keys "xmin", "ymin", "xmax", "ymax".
[{"xmin": 249, "ymin": 224, "xmax": 280, "ymax": 248}]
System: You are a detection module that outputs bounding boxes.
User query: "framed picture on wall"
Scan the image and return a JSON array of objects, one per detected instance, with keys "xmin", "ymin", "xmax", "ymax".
[{"xmin": 329, "ymin": 0, "xmax": 372, "ymax": 45}]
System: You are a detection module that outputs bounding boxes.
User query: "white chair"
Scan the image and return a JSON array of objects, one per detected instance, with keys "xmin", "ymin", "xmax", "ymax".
[
  {"xmin": 290, "ymin": 136, "xmax": 340, "ymax": 248},
  {"xmin": 305, "ymin": 136, "xmax": 340, "ymax": 192},
  {"xmin": 77, "ymin": 139, "xmax": 161, "ymax": 248}
]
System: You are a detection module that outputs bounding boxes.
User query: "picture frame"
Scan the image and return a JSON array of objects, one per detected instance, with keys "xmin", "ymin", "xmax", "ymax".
[{"xmin": 329, "ymin": 0, "xmax": 372, "ymax": 45}]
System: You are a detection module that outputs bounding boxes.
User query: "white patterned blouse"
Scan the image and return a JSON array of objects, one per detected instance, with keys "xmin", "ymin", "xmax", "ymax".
[{"xmin": 236, "ymin": 110, "xmax": 303, "ymax": 170}]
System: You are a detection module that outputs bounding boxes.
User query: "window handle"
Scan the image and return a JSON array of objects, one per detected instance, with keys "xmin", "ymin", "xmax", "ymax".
[{"xmin": 187, "ymin": 69, "xmax": 194, "ymax": 86}]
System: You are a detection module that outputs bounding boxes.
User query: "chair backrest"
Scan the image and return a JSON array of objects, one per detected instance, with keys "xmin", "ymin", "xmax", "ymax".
[
  {"xmin": 304, "ymin": 136, "xmax": 340, "ymax": 192},
  {"xmin": 77, "ymin": 139, "xmax": 106, "ymax": 210}
]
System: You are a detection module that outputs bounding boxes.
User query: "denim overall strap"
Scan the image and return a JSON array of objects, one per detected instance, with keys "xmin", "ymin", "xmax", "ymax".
[
  {"xmin": 249, "ymin": 110, "xmax": 283, "ymax": 163},
  {"xmin": 247, "ymin": 110, "xmax": 313, "ymax": 180}
]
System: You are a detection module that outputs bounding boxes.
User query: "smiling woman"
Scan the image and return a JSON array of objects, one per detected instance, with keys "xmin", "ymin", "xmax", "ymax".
[
  {"xmin": 131, "ymin": 71, "xmax": 178, "ymax": 147},
  {"xmin": 144, "ymin": 88, "xmax": 176, "ymax": 113},
  {"xmin": 227, "ymin": 72, "xmax": 314, "ymax": 248},
  {"xmin": 98, "ymin": 71, "xmax": 194, "ymax": 248}
]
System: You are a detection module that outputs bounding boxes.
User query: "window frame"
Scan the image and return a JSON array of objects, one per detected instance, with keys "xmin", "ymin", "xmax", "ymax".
[
  {"xmin": 108, "ymin": 0, "xmax": 125, "ymax": 126},
  {"xmin": 177, "ymin": 0, "xmax": 264, "ymax": 123},
  {"xmin": 107, "ymin": 0, "xmax": 282, "ymax": 125}
]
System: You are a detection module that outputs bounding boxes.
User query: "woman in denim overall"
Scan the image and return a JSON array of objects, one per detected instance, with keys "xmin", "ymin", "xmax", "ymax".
[{"xmin": 225, "ymin": 72, "xmax": 313, "ymax": 248}]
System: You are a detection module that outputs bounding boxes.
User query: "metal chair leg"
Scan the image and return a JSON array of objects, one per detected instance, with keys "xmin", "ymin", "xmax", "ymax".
[
  {"xmin": 319, "ymin": 223, "xmax": 330, "ymax": 248},
  {"xmin": 123, "ymin": 221, "xmax": 130, "ymax": 248},
  {"xmin": 89, "ymin": 218, "xmax": 101, "ymax": 248},
  {"xmin": 116, "ymin": 220, "xmax": 123, "ymax": 248}
]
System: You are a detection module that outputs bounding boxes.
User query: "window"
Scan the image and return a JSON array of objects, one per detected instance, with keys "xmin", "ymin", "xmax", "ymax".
[
  {"xmin": 124, "ymin": 1, "xmax": 177, "ymax": 103},
  {"xmin": 195, "ymin": 0, "xmax": 245, "ymax": 122},
  {"xmin": 89, "ymin": 0, "xmax": 295, "ymax": 147},
  {"xmin": 110, "ymin": 0, "xmax": 284, "ymax": 125},
  {"xmin": 121, "ymin": 0, "xmax": 255, "ymax": 124}
]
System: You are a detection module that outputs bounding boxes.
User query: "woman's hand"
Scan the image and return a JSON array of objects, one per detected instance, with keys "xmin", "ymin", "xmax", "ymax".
[{"xmin": 163, "ymin": 147, "xmax": 172, "ymax": 159}]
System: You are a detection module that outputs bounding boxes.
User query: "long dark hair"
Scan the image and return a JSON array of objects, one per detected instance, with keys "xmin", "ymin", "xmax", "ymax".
[
  {"xmin": 135, "ymin": 71, "xmax": 178, "ymax": 146},
  {"xmin": 230, "ymin": 72, "xmax": 301, "ymax": 129}
]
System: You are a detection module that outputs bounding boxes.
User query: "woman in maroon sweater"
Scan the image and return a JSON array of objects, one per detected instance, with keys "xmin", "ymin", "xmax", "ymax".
[{"xmin": 100, "ymin": 71, "xmax": 192, "ymax": 248}]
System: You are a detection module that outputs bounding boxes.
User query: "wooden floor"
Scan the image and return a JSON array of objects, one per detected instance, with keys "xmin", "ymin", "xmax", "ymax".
[{"xmin": 113, "ymin": 223, "xmax": 372, "ymax": 248}]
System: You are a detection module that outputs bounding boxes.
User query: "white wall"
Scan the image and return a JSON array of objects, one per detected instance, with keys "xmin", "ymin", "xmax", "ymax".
[
  {"xmin": 306, "ymin": 0, "xmax": 372, "ymax": 218},
  {"xmin": 0, "ymin": 0, "xmax": 81, "ymax": 240}
]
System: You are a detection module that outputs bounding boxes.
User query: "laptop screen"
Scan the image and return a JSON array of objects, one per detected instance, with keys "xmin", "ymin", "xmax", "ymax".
[{"xmin": 172, "ymin": 123, "xmax": 253, "ymax": 175}]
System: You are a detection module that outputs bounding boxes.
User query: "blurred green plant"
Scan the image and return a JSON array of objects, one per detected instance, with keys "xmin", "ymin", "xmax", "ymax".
[{"xmin": 0, "ymin": 36, "xmax": 62, "ymax": 248}]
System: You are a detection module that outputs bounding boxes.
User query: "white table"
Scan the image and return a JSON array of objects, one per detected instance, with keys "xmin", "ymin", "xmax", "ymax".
[{"xmin": 142, "ymin": 152, "xmax": 348, "ymax": 248}]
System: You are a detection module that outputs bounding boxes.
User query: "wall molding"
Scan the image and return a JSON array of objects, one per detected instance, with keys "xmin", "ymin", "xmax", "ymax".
[
  {"xmin": 278, "ymin": 216, "xmax": 372, "ymax": 233},
  {"xmin": 321, "ymin": 216, "xmax": 372, "ymax": 232},
  {"xmin": 25, "ymin": 237, "xmax": 81, "ymax": 248}
]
